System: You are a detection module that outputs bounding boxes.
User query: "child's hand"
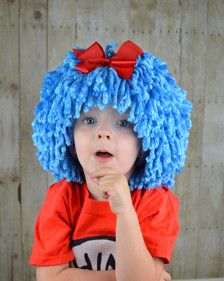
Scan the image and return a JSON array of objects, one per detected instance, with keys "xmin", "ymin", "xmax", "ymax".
[
  {"xmin": 90, "ymin": 167, "xmax": 134, "ymax": 215},
  {"xmin": 160, "ymin": 269, "xmax": 171, "ymax": 281}
]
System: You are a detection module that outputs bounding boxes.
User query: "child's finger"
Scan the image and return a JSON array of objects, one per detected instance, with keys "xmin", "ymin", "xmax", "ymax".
[
  {"xmin": 91, "ymin": 176, "xmax": 100, "ymax": 182},
  {"xmin": 161, "ymin": 271, "xmax": 171, "ymax": 281},
  {"xmin": 91, "ymin": 167, "xmax": 116, "ymax": 178},
  {"xmin": 103, "ymin": 191, "xmax": 110, "ymax": 200}
]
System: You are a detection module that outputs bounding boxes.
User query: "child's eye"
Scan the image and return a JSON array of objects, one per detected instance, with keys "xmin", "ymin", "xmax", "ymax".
[
  {"xmin": 117, "ymin": 120, "xmax": 132, "ymax": 128},
  {"xmin": 81, "ymin": 117, "xmax": 132, "ymax": 129},
  {"xmin": 83, "ymin": 117, "xmax": 96, "ymax": 125}
]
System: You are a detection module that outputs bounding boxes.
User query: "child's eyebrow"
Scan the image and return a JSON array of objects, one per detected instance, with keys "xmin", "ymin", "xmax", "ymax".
[
  {"xmin": 119, "ymin": 113, "xmax": 129, "ymax": 119},
  {"xmin": 79, "ymin": 111, "xmax": 93, "ymax": 117}
]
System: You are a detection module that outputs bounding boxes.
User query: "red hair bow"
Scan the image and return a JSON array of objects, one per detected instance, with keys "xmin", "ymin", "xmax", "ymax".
[{"xmin": 72, "ymin": 40, "xmax": 143, "ymax": 80}]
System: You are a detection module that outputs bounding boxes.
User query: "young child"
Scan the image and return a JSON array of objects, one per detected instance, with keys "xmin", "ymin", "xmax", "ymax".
[{"xmin": 29, "ymin": 40, "xmax": 192, "ymax": 281}]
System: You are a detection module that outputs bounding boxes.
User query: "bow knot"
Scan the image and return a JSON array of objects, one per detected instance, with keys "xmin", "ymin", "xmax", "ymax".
[{"xmin": 72, "ymin": 40, "xmax": 143, "ymax": 80}]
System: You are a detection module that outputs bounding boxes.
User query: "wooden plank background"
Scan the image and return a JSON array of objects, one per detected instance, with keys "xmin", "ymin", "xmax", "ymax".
[{"xmin": 0, "ymin": 0, "xmax": 223, "ymax": 280}]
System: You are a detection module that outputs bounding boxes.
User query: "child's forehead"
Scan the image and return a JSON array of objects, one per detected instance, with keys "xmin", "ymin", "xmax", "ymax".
[{"xmin": 80, "ymin": 105, "xmax": 130, "ymax": 118}]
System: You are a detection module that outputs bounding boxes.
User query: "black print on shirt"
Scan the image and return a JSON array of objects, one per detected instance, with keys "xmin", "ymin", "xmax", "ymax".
[
  {"xmin": 105, "ymin": 253, "xmax": 115, "ymax": 270},
  {"xmin": 70, "ymin": 236, "xmax": 116, "ymax": 271},
  {"xmin": 71, "ymin": 252, "xmax": 115, "ymax": 271}
]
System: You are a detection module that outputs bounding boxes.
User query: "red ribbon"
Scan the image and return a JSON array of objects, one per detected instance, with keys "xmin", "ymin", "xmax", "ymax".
[{"xmin": 72, "ymin": 40, "xmax": 143, "ymax": 80}]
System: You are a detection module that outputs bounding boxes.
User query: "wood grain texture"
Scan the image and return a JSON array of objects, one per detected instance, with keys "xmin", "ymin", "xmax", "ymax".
[
  {"xmin": 0, "ymin": 1, "xmax": 22, "ymax": 281},
  {"xmin": 171, "ymin": 0, "xmax": 208, "ymax": 277},
  {"xmin": 0, "ymin": 0, "xmax": 223, "ymax": 279},
  {"xmin": 19, "ymin": 1, "xmax": 48, "ymax": 280}
]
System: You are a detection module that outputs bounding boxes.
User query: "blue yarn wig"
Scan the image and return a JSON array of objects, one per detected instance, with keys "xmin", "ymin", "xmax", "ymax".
[{"xmin": 32, "ymin": 40, "xmax": 192, "ymax": 190}]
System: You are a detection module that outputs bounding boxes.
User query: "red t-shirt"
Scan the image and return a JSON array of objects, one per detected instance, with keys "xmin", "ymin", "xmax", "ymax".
[{"xmin": 29, "ymin": 179, "xmax": 180, "ymax": 269}]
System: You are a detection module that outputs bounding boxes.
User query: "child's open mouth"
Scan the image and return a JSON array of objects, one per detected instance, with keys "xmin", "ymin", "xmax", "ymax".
[{"xmin": 95, "ymin": 151, "xmax": 114, "ymax": 162}]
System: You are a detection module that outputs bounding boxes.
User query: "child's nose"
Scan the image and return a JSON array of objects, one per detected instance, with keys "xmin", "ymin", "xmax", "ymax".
[
  {"xmin": 96, "ymin": 123, "xmax": 113, "ymax": 140},
  {"xmin": 97, "ymin": 131, "xmax": 111, "ymax": 140}
]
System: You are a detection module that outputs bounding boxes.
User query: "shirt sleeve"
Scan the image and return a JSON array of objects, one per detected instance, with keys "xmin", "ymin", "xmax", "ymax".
[
  {"xmin": 29, "ymin": 183, "xmax": 75, "ymax": 266},
  {"xmin": 139, "ymin": 187, "xmax": 180, "ymax": 264}
]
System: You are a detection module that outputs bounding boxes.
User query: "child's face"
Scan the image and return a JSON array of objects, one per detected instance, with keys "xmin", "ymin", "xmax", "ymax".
[{"xmin": 73, "ymin": 105, "xmax": 141, "ymax": 181}]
